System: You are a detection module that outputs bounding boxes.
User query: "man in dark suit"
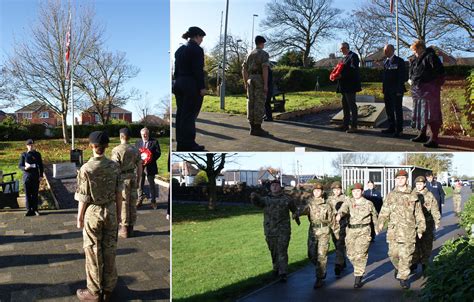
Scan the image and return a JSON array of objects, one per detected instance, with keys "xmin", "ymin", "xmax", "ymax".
[
  {"xmin": 363, "ymin": 181, "xmax": 383, "ymax": 241},
  {"xmin": 425, "ymin": 171, "xmax": 445, "ymax": 216},
  {"xmin": 335, "ymin": 42, "xmax": 362, "ymax": 133},
  {"xmin": 135, "ymin": 127, "xmax": 161, "ymax": 209},
  {"xmin": 382, "ymin": 44, "xmax": 408, "ymax": 137},
  {"xmin": 18, "ymin": 139, "xmax": 44, "ymax": 216}
]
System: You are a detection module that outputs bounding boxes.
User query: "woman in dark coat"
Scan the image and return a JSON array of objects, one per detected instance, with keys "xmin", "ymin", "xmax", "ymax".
[
  {"xmin": 409, "ymin": 40, "xmax": 445, "ymax": 148},
  {"xmin": 173, "ymin": 26, "xmax": 207, "ymax": 151}
]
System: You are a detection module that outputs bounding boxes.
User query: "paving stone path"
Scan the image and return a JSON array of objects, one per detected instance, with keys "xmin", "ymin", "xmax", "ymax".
[{"xmin": 237, "ymin": 187, "xmax": 471, "ymax": 302}]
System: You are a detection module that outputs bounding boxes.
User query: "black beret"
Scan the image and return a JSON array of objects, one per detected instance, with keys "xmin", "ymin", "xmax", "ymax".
[
  {"xmin": 270, "ymin": 179, "xmax": 281, "ymax": 185},
  {"xmin": 26, "ymin": 139, "xmax": 34, "ymax": 145},
  {"xmin": 187, "ymin": 26, "xmax": 206, "ymax": 37},
  {"xmin": 88, "ymin": 131, "xmax": 109, "ymax": 144},
  {"xmin": 255, "ymin": 35, "xmax": 266, "ymax": 44},
  {"xmin": 119, "ymin": 128, "xmax": 131, "ymax": 136}
]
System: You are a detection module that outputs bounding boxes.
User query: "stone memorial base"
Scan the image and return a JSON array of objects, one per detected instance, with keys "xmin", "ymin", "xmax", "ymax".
[
  {"xmin": 53, "ymin": 163, "xmax": 77, "ymax": 179},
  {"xmin": 331, "ymin": 102, "xmax": 388, "ymax": 127}
]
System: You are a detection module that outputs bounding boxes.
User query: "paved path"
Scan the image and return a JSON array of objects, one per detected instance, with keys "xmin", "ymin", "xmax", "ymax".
[
  {"xmin": 0, "ymin": 197, "xmax": 170, "ymax": 301},
  {"xmin": 237, "ymin": 187, "xmax": 471, "ymax": 302},
  {"xmin": 172, "ymin": 112, "xmax": 473, "ymax": 151}
]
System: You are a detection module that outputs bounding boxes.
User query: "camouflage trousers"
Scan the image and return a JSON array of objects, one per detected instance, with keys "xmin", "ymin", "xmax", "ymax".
[
  {"xmin": 345, "ymin": 226, "xmax": 371, "ymax": 276},
  {"xmin": 331, "ymin": 223, "xmax": 347, "ymax": 266},
  {"xmin": 453, "ymin": 195, "xmax": 462, "ymax": 214},
  {"xmin": 265, "ymin": 234, "xmax": 290, "ymax": 275},
  {"xmin": 246, "ymin": 76, "xmax": 265, "ymax": 125},
  {"xmin": 83, "ymin": 203, "xmax": 118, "ymax": 294},
  {"xmin": 308, "ymin": 227, "xmax": 330, "ymax": 278},
  {"xmin": 387, "ymin": 240, "xmax": 416, "ymax": 280},
  {"xmin": 413, "ymin": 221, "xmax": 435, "ymax": 265},
  {"xmin": 120, "ymin": 175, "xmax": 138, "ymax": 227}
]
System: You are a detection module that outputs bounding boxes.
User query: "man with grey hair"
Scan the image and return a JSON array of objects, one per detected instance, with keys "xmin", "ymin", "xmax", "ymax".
[
  {"xmin": 335, "ymin": 42, "xmax": 361, "ymax": 133},
  {"xmin": 135, "ymin": 127, "xmax": 161, "ymax": 209},
  {"xmin": 382, "ymin": 44, "xmax": 407, "ymax": 137}
]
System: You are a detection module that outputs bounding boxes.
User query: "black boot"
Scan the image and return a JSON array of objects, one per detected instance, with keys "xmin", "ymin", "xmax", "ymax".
[
  {"xmin": 381, "ymin": 127, "xmax": 395, "ymax": 134},
  {"xmin": 411, "ymin": 132, "xmax": 428, "ymax": 142},
  {"xmin": 354, "ymin": 276, "xmax": 363, "ymax": 288},
  {"xmin": 423, "ymin": 139, "xmax": 439, "ymax": 148},
  {"xmin": 250, "ymin": 124, "xmax": 269, "ymax": 136},
  {"xmin": 394, "ymin": 269, "xmax": 398, "ymax": 280},
  {"xmin": 313, "ymin": 278, "xmax": 323, "ymax": 289},
  {"xmin": 400, "ymin": 279, "xmax": 410, "ymax": 289}
]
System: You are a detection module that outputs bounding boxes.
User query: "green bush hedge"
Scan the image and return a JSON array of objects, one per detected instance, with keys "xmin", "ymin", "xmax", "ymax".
[
  {"xmin": 421, "ymin": 195, "xmax": 474, "ymax": 301},
  {"xmin": 0, "ymin": 123, "xmax": 170, "ymax": 141}
]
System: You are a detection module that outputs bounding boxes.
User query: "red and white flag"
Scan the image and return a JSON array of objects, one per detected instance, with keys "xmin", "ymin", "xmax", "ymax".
[
  {"xmin": 390, "ymin": 0, "xmax": 394, "ymax": 13},
  {"xmin": 65, "ymin": 12, "xmax": 71, "ymax": 79}
]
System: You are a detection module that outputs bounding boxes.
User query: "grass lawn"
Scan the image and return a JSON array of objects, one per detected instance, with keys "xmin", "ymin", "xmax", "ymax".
[
  {"xmin": 0, "ymin": 136, "xmax": 170, "ymax": 193},
  {"xmin": 172, "ymin": 203, "xmax": 334, "ymax": 302}
]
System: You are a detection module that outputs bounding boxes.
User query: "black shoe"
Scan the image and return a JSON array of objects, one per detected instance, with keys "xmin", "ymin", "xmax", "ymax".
[
  {"xmin": 393, "ymin": 131, "xmax": 402, "ymax": 138},
  {"xmin": 400, "ymin": 279, "xmax": 410, "ymax": 289},
  {"xmin": 423, "ymin": 140, "xmax": 438, "ymax": 148},
  {"xmin": 354, "ymin": 276, "xmax": 363, "ymax": 288},
  {"xmin": 190, "ymin": 144, "xmax": 205, "ymax": 151},
  {"xmin": 394, "ymin": 269, "xmax": 398, "ymax": 280},
  {"xmin": 313, "ymin": 278, "xmax": 323, "ymax": 289},
  {"xmin": 264, "ymin": 116, "xmax": 273, "ymax": 122},
  {"xmin": 336, "ymin": 125, "xmax": 349, "ymax": 131},
  {"xmin": 25, "ymin": 211, "xmax": 34, "ymax": 217},
  {"xmin": 381, "ymin": 128, "xmax": 395, "ymax": 134},
  {"xmin": 346, "ymin": 127, "xmax": 358, "ymax": 133},
  {"xmin": 279, "ymin": 274, "xmax": 287, "ymax": 282},
  {"xmin": 335, "ymin": 265, "xmax": 341, "ymax": 277},
  {"xmin": 411, "ymin": 133, "xmax": 428, "ymax": 142}
]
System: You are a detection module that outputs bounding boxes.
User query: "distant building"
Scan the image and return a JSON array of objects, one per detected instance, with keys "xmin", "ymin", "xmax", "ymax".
[
  {"xmin": 341, "ymin": 164, "xmax": 432, "ymax": 198},
  {"xmin": 15, "ymin": 101, "xmax": 61, "ymax": 126},
  {"xmin": 0, "ymin": 110, "xmax": 7, "ymax": 123},
  {"xmin": 172, "ymin": 161, "xmax": 200, "ymax": 186},
  {"xmin": 407, "ymin": 46, "xmax": 457, "ymax": 66},
  {"xmin": 314, "ymin": 53, "xmax": 342, "ymax": 69},
  {"xmin": 224, "ymin": 170, "xmax": 260, "ymax": 186},
  {"xmin": 364, "ymin": 47, "xmax": 386, "ymax": 69},
  {"xmin": 455, "ymin": 57, "xmax": 474, "ymax": 66},
  {"xmin": 79, "ymin": 105, "xmax": 132, "ymax": 125}
]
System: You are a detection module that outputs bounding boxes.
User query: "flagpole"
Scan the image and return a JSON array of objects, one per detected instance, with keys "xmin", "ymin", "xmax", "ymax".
[
  {"xmin": 395, "ymin": 0, "xmax": 399, "ymax": 57},
  {"xmin": 69, "ymin": 8, "xmax": 75, "ymax": 150}
]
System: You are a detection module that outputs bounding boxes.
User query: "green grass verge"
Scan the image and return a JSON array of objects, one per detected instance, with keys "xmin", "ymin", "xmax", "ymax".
[
  {"xmin": 0, "ymin": 136, "xmax": 170, "ymax": 193},
  {"xmin": 172, "ymin": 203, "xmax": 334, "ymax": 302}
]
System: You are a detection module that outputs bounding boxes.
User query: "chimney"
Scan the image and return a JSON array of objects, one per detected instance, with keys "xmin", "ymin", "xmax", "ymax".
[{"xmin": 329, "ymin": 53, "xmax": 336, "ymax": 59}]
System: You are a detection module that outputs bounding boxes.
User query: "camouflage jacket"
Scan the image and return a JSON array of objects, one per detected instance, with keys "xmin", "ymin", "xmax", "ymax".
[
  {"xmin": 242, "ymin": 48, "xmax": 270, "ymax": 76},
  {"xmin": 338, "ymin": 197, "xmax": 378, "ymax": 226},
  {"xmin": 111, "ymin": 143, "xmax": 141, "ymax": 178},
  {"xmin": 378, "ymin": 186, "xmax": 426, "ymax": 243},
  {"xmin": 251, "ymin": 192, "xmax": 298, "ymax": 237},
  {"xmin": 412, "ymin": 187, "xmax": 441, "ymax": 229},
  {"xmin": 74, "ymin": 156, "xmax": 122, "ymax": 206},
  {"xmin": 299, "ymin": 197, "xmax": 334, "ymax": 229},
  {"xmin": 328, "ymin": 194, "xmax": 349, "ymax": 227},
  {"xmin": 453, "ymin": 186, "xmax": 462, "ymax": 195}
]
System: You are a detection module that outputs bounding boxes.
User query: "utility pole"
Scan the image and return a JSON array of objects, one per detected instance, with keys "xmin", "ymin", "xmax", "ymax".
[
  {"xmin": 220, "ymin": 0, "xmax": 229, "ymax": 110},
  {"xmin": 217, "ymin": 11, "xmax": 223, "ymax": 90}
]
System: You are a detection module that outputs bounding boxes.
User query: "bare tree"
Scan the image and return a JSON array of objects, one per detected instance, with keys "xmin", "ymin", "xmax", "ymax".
[
  {"xmin": 209, "ymin": 34, "xmax": 249, "ymax": 75},
  {"xmin": 344, "ymin": 11, "xmax": 384, "ymax": 66},
  {"xmin": 75, "ymin": 48, "xmax": 139, "ymax": 124},
  {"xmin": 362, "ymin": 0, "xmax": 453, "ymax": 49},
  {"xmin": 331, "ymin": 153, "xmax": 383, "ymax": 173},
  {"xmin": 174, "ymin": 153, "xmax": 237, "ymax": 210},
  {"xmin": 433, "ymin": 0, "xmax": 474, "ymax": 52},
  {"xmin": 261, "ymin": 0, "xmax": 342, "ymax": 67},
  {"xmin": 403, "ymin": 153, "xmax": 453, "ymax": 175},
  {"xmin": 0, "ymin": 66, "xmax": 17, "ymax": 109},
  {"xmin": 6, "ymin": 0, "xmax": 101, "ymax": 143}
]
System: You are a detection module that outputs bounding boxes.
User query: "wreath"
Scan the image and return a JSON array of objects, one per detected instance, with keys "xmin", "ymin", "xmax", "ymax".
[
  {"xmin": 139, "ymin": 147, "xmax": 152, "ymax": 166},
  {"xmin": 329, "ymin": 62, "xmax": 344, "ymax": 81}
]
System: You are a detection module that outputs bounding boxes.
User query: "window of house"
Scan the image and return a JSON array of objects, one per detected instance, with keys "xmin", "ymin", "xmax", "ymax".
[
  {"xmin": 111, "ymin": 113, "xmax": 119, "ymax": 119},
  {"xmin": 438, "ymin": 56, "xmax": 443, "ymax": 63},
  {"xmin": 23, "ymin": 112, "xmax": 32, "ymax": 119},
  {"xmin": 39, "ymin": 111, "xmax": 49, "ymax": 118},
  {"xmin": 95, "ymin": 114, "xmax": 101, "ymax": 122},
  {"xmin": 366, "ymin": 61, "xmax": 373, "ymax": 68}
]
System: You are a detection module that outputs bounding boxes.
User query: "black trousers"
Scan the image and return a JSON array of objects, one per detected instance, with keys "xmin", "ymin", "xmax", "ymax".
[
  {"xmin": 342, "ymin": 93, "xmax": 358, "ymax": 127},
  {"xmin": 174, "ymin": 77, "xmax": 203, "ymax": 150},
  {"xmin": 139, "ymin": 172, "xmax": 158, "ymax": 203},
  {"xmin": 24, "ymin": 178, "xmax": 39, "ymax": 212},
  {"xmin": 264, "ymin": 94, "xmax": 272, "ymax": 118},
  {"xmin": 384, "ymin": 91, "xmax": 404, "ymax": 132}
]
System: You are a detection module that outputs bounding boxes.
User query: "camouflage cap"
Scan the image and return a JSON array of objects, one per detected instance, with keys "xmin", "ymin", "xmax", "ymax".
[
  {"xmin": 88, "ymin": 131, "xmax": 109, "ymax": 145},
  {"xmin": 395, "ymin": 170, "xmax": 408, "ymax": 177},
  {"xmin": 312, "ymin": 182, "xmax": 324, "ymax": 190},
  {"xmin": 331, "ymin": 181, "xmax": 342, "ymax": 189},
  {"xmin": 415, "ymin": 176, "xmax": 426, "ymax": 183},
  {"xmin": 352, "ymin": 183, "xmax": 363, "ymax": 190}
]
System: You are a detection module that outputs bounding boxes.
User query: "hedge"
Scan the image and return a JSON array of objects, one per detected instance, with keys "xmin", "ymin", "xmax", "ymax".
[{"xmin": 0, "ymin": 123, "xmax": 170, "ymax": 141}]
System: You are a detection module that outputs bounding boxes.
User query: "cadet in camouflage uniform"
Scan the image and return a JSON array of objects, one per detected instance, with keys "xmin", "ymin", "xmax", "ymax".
[
  {"xmin": 453, "ymin": 180, "xmax": 462, "ymax": 216},
  {"xmin": 411, "ymin": 176, "xmax": 441, "ymax": 275},
  {"xmin": 295, "ymin": 183, "xmax": 334, "ymax": 289},
  {"xmin": 337, "ymin": 183, "xmax": 378, "ymax": 288},
  {"xmin": 327, "ymin": 181, "xmax": 348, "ymax": 276},
  {"xmin": 242, "ymin": 35, "xmax": 270, "ymax": 136},
  {"xmin": 250, "ymin": 180, "xmax": 300, "ymax": 282},
  {"xmin": 377, "ymin": 170, "xmax": 426, "ymax": 289},
  {"xmin": 75, "ymin": 131, "xmax": 122, "ymax": 302},
  {"xmin": 111, "ymin": 128, "xmax": 142, "ymax": 238}
]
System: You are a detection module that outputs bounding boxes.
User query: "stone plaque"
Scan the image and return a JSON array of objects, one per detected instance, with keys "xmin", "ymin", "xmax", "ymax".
[
  {"xmin": 331, "ymin": 102, "xmax": 388, "ymax": 127},
  {"xmin": 53, "ymin": 163, "xmax": 78, "ymax": 179}
]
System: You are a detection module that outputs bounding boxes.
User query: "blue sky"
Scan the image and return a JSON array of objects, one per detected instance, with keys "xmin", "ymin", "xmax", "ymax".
[
  {"xmin": 173, "ymin": 152, "xmax": 474, "ymax": 177},
  {"xmin": 1, "ymin": 0, "xmax": 170, "ymax": 122}
]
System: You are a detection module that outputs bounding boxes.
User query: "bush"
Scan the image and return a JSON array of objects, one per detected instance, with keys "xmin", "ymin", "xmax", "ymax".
[
  {"xmin": 460, "ymin": 195, "xmax": 474, "ymax": 235},
  {"xmin": 193, "ymin": 170, "xmax": 209, "ymax": 186},
  {"xmin": 273, "ymin": 66, "xmax": 331, "ymax": 92},
  {"xmin": 444, "ymin": 65, "xmax": 473, "ymax": 79}
]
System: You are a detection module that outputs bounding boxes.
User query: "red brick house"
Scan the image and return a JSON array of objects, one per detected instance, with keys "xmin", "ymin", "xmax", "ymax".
[
  {"xmin": 15, "ymin": 101, "xmax": 61, "ymax": 126},
  {"xmin": 407, "ymin": 46, "xmax": 457, "ymax": 65},
  {"xmin": 79, "ymin": 105, "xmax": 132, "ymax": 125}
]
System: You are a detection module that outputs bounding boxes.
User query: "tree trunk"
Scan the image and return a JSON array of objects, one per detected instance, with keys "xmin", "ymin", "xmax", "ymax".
[
  {"xmin": 208, "ymin": 178, "xmax": 217, "ymax": 210},
  {"xmin": 61, "ymin": 112, "xmax": 70, "ymax": 144}
]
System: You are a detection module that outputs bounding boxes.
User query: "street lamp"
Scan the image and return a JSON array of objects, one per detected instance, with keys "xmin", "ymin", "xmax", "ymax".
[
  {"xmin": 220, "ymin": 0, "xmax": 230, "ymax": 110},
  {"xmin": 236, "ymin": 39, "xmax": 242, "ymax": 66},
  {"xmin": 251, "ymin": 14, "xmax": 258, "ymax": 49}
]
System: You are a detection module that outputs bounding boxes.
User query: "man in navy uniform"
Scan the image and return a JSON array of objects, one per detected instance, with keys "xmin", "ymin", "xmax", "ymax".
[
  {"xmin": 363, "ymin": 180, "xmax": 383, "ymax": 241},
  {"xmin": 135, "ymin": 127, "xmax": 161, "ymax": 209},
  {"xmin": 18, "ymin": 139, "xmax": 44, "ymax": 216},
  {"xmin": 425, "ymin": 171, "xmax": 445, "ymax": 216},
  {"xmin": 381, "ymin": 44, "xmax": 408, "ymax": 137}
]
